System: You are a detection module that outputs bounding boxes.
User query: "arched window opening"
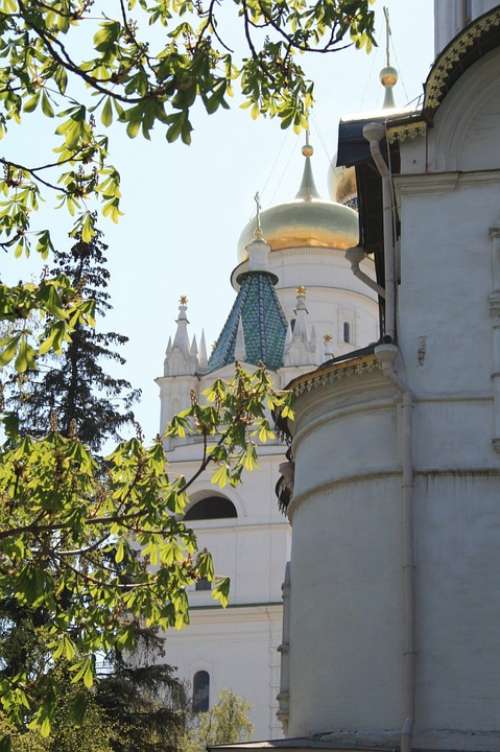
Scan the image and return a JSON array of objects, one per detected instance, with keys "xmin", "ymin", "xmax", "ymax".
[
  {"xmin": 196, "ymin": 577, "xmax": 211, "ymax": 591},
  {"xmin": 343, "ymin": 321, "xmax": 351, "ymax": 344},
  {"xmin": 192, "ymin": 671, "xmax": 210, "ymax": 713},
  {"xmin": 185, "ymin": 496, "xmax": 237, "ymax": 521},
  {"xmin": 290, "ymin": 318, "xmax": 296, "ymax": 332}
]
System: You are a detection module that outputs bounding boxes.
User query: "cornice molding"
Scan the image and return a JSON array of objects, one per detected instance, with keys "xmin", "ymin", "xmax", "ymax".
[
  {"xmin": 425, "ymin": 8, "xmax": 500, "ymax": 113},
  {"xmin": 289, "ymin": 466, "xmax": 500, "ymax": 521},
  {"xmin": 289, "ymin": 354, "xmax": 382, "ymax": 398},
  {"xmin": 387, "ymin": 120, "xmax": 427, "ymax": 145},
  {"xmin": 387, "ymin": 9, "xmax": 500, "ymax": 145},
  {"xmin": 394, "ymin": 169, "xmax": 500, "ymax": 196}
]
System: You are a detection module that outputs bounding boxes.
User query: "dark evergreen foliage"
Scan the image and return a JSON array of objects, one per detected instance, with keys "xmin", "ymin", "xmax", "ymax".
[
  {"xmin": 96, "ymin": 631, "xmax": 188, "ymax": 752},
  {"xmin": 9, "ymin": 229, "xmax": 140, "ymax": 451}
]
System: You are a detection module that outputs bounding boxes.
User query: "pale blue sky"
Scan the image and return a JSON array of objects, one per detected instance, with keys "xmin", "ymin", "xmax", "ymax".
[{"xmin": 7, "ymin": 0, "xmax": 435, "ymax": 440}]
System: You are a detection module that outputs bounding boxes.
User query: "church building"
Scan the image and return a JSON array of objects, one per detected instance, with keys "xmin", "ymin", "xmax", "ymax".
[
  {"xmin": 156, "ymin": 119, "xmax": 379, "ymax": 737},
  {"xmin": 213, "ymin": 1, "xmax": 500, "ymax": 751},
  {"xmin": 158, "ymin": 1, "xmax": 500, "ymax": 748}
]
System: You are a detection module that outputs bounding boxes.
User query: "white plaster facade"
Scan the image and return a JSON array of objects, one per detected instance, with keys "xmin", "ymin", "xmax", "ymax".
[
  {"xmin": 283, "ymin": 9, "xmax": 500, "ymax": 752},
  {"xmin": 155, "ymin": 154, "xmax": 379, "ymax": 738}
]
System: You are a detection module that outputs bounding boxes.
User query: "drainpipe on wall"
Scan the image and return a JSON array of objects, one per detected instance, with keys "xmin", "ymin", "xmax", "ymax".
[
  {"xmin": 364, "ymin": 120, "xmax": 416, "ymax": 752},
  {"xmin": 345, "ymin": 245, "xmax": 386, "ymax": 298},
  {"xmin": 276, "ymin": 562, "xmax": 291, "ymax": 735},
  {"xmin": 363, "ymin": 122, "xmax": 397, "ymax": 341},
  {"xmin": 375, "ymin": 342, "xmax": 416, "ymax": 752}
]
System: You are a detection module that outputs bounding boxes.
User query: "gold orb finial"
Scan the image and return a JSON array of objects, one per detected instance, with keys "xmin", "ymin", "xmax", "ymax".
[
  {"xmin": 296, "ymin": 285, "xmax": 306, "ymax": 296},
  {"xmin": 302, "ymin": 128, "xmax": 314, "ymax": 158},
  {"xmin": 179, "ymin": 295, "xmax": 188, "ymax": 305},
  {"xmin": 323, "ymin": 334, "xmax": 333, "ymax": 343},
  {"xmin": 380, "ymin": 65, "xmax": 398, "ymax": 88}
]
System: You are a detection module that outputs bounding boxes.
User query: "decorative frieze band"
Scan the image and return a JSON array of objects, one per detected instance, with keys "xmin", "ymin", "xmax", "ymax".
[{"xmin": 290, "ymin": 354, "xmax": 382, "ymax": 397}]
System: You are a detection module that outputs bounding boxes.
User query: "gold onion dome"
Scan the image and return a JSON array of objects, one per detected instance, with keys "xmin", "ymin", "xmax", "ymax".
[
  {"xmin": 237, "ymin": 138, "xmax": 358, "ymax": 262},
  {"xmin": 328, "ymin": 158, "xmax": 357, "ymax": 207}
]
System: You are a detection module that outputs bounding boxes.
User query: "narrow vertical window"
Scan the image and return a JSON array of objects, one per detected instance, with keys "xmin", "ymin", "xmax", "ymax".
[
  {"xmin": 192, "ymin": 671, "xmax": 210, "ymax": 713},
  {"xmin": 343, "ymin": 321, "xmax": 351, "ymax": 344},
  {"xmin": 195, "ymin": 577, "xmax": 211, "ymax": 591}
]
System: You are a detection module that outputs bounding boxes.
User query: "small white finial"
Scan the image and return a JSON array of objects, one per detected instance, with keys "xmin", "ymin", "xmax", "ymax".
[
  {"xmin": 295, "ymin": 285, "xmax": 308, "ymax": 312},
  {"xmin": 323, "ymin": 333, "xmax": 334, "ymax": 362}
]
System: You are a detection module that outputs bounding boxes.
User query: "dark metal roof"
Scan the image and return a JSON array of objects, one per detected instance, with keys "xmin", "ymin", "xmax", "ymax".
[
  {"xmin": 336, "ymin": 108, "xmax": 408, "ymax": 168},
  {"xmin": 336, "ymin": 116, "xmax": 401, "ymax": 335}
]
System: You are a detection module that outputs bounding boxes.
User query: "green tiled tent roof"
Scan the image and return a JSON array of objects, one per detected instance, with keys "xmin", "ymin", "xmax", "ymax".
[{"xmin": 207, "ymin": 271, "xmax": 288, "ymax": 373}]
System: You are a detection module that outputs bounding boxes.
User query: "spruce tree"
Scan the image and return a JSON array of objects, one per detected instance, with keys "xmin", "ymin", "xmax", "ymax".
[
  {"xmin": 10, "ymin": 228, "xmax": 140, "ymax": 451},
  {"xmin": 96, "ymin": 631, "xmax": 188, "ymax": 752}
]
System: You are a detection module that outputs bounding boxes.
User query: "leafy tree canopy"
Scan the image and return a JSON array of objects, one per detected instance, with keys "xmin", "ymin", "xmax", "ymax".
[
  {"xmin": 0, "ymin": 669, "xmax": 117, "ymax": 752},
  {"xmin": 180, "ymin": 690, "xmax": 254, "ymax": 752},
  {"xmin": 0, "ymin": 364, "xmax": 294, "ymax": 745},
  {"xmin": 0, "ymin": 0, "xmax": 375, "ymax": 263}
]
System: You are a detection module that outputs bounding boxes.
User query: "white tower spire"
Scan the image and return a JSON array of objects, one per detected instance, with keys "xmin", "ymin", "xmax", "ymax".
[
  {"xmin": 164, "ymin": 296, "xmax": 198, "ymax": 376},
  {"xmin": 284, "ymin": 286, "xmax": 317, "ymax": 367},
  {"xmin": 173, "ymin": 296, "xmax": 191, "ymax": 356}
]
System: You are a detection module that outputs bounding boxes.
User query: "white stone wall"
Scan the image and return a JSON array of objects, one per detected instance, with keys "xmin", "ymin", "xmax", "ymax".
[
  {"xmin": 164, "ymin": 605, "xmax": 283, "ymax": 738},
  {"xmin": 287, "ymin": 367, "xmax": 403, "ymax": 740},
  {"xmin": 286, "ymin": 38, "xmax": 500, "ymax": 751},
  {"xmin": 157, "ymin": 240, "xmax": 378, "ymax": 738},
  {"xmin": 156, "ymin": 448, "xmax": 290, "ymax": 739}
]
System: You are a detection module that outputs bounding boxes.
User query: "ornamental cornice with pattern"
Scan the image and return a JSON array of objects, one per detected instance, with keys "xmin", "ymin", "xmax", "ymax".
[
  {"xmin": 387, "ymin": 7, "xmax": 500, "ymax": 145},
  {"xmin": 425, "ymin": 9, "xmax": 500, "ymax": 111},
  {"xmin": 290, "ymin": 354, "xmax": 381, "ymax": 397},
  {"xmin": 387, "ymin": 120, "xmax": 427, "ymax": 145}
]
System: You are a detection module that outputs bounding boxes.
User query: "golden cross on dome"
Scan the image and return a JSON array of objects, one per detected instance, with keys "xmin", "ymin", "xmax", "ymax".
[
  {"xmin": 254, "ymin": 191, "xmax": 263, "ymax": 239},
  {"xmin": 179, "ymin": 295, "xmax": 188, "ymax": 305},
  {"xmin": 323, "ymin": 334, "xmax": 333, "ymax": 343},
  {"xmin": 296, "ymin": 285, "xmax": 306, "ymax": 296}
]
